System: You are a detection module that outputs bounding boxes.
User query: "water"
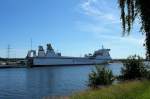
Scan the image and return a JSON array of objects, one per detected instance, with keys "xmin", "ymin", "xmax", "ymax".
[{"xmin": 0, "ymin": 62, "xmax": 123, "ymax": 99}]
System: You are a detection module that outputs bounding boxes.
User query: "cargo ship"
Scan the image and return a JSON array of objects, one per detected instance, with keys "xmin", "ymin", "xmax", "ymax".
[{"xmin": 26, "ymin": 44, "xmax": 111, "ymax": 66}]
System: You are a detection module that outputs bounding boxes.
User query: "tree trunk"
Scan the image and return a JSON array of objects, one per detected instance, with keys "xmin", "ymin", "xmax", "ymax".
[{"xmin": 139, "ymin": 0, "xmax": 150, "ymax": 59}]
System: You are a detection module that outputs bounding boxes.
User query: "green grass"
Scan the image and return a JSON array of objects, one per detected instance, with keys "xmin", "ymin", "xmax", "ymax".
[{"xmin": 71, "ymin": 80, "xmax": 150, "ymax": 99}]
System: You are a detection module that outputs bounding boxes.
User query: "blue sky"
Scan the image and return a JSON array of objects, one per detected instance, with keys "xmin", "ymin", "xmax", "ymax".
[{"xmin": 0, "ymin": 0, "xmax": 145, "ymax": 58}]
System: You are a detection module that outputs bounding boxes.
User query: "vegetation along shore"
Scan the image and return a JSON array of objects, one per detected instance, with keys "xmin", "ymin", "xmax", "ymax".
[
  {"xmin": 70, "ymin": 55, "xmax": 150, "ymax": 99},
  {"xmin": 71, "ymin": 80, "xmax": 150, "ymax": 99}
]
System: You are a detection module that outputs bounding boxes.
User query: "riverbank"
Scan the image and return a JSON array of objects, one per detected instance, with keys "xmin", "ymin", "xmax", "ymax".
[
  {"xmin": 43, "ymin": 96, "xmax": 69, "ymax": 99},
  {"xmin": 71, "ymin": 80, "xmax": 150, "ymax": 99}
]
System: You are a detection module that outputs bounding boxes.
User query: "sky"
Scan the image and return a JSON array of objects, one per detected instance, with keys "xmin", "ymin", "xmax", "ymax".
[{"xmin": 0, "ymin": 0, "xmax": 145, "ymax": 59}]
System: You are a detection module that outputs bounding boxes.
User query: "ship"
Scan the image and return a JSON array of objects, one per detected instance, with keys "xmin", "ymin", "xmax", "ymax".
[{"xmin": 26, "ymin": 43, "xmax": 111, "ymax": 67}]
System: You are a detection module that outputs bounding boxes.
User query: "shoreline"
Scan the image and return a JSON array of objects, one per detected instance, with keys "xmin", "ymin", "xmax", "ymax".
[
  {"xmin": 0, "ymin": 61, "xmax": 122, "ymax": 69},
  {"xmin": 0, "ymin": 65, "xmax": 26, "ymax": 68},
  {"xmin": 43, "ymin": 96, "xmax": 69, "ymax": 99}
]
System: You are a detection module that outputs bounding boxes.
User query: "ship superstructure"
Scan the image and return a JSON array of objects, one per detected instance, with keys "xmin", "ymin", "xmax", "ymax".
[{"xmin": 27, "ymin": 43, "xmax": 111, "ymax": 66}]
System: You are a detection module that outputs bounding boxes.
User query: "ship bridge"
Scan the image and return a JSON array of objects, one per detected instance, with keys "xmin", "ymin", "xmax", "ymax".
[{"xmin": 27, "ymin": 43, "xmax": 61, "ymax": 58}]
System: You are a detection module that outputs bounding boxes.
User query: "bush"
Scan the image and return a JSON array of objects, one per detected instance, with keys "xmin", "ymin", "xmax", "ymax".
[
  {"xmin": 120, "ymin": 55, "xmax": 148, "ymax": 80},
  {"xmin": 88, "ymin": 65, "xmax": 114, "ymax": 88}
]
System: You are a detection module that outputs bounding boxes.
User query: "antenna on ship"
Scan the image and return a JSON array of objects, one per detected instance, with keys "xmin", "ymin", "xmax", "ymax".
[
  {"xmin": 30, "ymin": 38, "xmax": 33, "ymax": 50},
  {"xmin": 102, "ymin": 45, "xmax": 104, "ymax": 49},
  {"xmin": 7, "ymin": 44, "xmax": 11, "ymax": 59},
  {"xmin": 6, "ymin": 44, "xmax": 12, "ymax": 64}
]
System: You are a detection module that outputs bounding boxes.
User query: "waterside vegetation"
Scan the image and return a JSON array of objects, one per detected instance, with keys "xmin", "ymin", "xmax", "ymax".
[
  {"xmin": 88, "ymin": 66, "xmax": 114, "ymax": 88},
  {"xmin": 119, "ymin": 55, "xmax": 150, "ymax": 80},
  {"xmin": 71, "ymin": 55, "xmax": 150, "ymax": 99},
  {"xmin": 71, "ymin": 80, "xmax": 150, "ymax": 99}
]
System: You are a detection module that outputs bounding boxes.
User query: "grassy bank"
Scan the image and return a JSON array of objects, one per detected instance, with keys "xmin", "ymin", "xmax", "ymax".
[{"xmin": 71, "ymin": 80, "xmax": 150, "ymax": 99}]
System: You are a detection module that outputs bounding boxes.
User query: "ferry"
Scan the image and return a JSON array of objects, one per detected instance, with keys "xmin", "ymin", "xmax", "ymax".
[{"xmin": 26, "ymin": 44, "xmax": 111, "ymax": 66}]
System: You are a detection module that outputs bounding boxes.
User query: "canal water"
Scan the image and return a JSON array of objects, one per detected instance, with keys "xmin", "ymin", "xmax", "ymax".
[{"xmin": 0, "ymin": 62, "xmax": 123, "ymax": 99}]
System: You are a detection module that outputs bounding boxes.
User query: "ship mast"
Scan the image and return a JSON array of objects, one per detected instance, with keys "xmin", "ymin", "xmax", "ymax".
[
  {"xmin": 7, "ymin": 44, "xmax": 11, "ymax": 64},
  {"xmin": 7, "ymin": 44, "xmax": 11, "ymax": 59},
  {"xmin": 102, "ymin": 45, "xmax": 104, "ymax": 49},
  {"xmin": 31, "ymin": 38, "xmax": 33, "ymax": 50}
]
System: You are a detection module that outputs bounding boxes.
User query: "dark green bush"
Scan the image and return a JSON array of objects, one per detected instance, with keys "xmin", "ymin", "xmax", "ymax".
[
  {"xmin": 88, "ymin": 65, "xmax": 114, "ymax": 88},
  {"xmin": 121, "ymin": 55, "xmax": 148, "ymax": 80}
]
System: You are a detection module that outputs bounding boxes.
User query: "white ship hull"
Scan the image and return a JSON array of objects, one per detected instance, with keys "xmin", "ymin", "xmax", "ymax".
[
  {"xmin": 27, "ymin": 43, "xmax": 112, "ymax": 67},
  {"xmin": 32, "ymin": 57, "xmax": 111, "ymax": 66}
]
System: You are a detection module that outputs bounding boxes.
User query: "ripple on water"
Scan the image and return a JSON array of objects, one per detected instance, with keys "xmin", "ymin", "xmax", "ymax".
[{"xmin": 0, "ymin": 63, "xmax": 123, "ymax": 99}]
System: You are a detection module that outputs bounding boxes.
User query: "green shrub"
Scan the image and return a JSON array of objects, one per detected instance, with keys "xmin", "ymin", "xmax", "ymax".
[
  {"xmin": 88, "ymin": 65, "xmax": 114, "ymax": 88},
  {"xmin": 121, "ymin": 55, "xmax": 148, "ymax": 80}
]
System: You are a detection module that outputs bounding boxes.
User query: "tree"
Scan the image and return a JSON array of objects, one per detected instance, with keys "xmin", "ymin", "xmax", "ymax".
[
  {"xmin": 88, "ymin": 65, "xmax": 114, "ymax": 88},
  {"xmin": 118, "ymin": 0, "xmax": 150, "ymax": 59},
  {"xmin": 121, "ymin": 55, "xmax": 147, "ymax": 80}
]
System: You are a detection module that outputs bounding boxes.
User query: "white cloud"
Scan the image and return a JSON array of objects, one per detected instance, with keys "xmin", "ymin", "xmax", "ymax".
[
  {"xmin": 95, "ymin": 34, "xmax": 145, "ymax": 45},
  {"xmin": 76, "ymin": 0, "xmax": 121, "ymax": 36},
  {"xmin": 79, "ymin": 0, "xmax": 120, "ymax": 23},
  {"xmin": 77, "ymin": 0, "xmax": 144, "ymax": 45},
  {"xmin": 76, "ymin": 0, "xmax": 145, "ymax": 58}
]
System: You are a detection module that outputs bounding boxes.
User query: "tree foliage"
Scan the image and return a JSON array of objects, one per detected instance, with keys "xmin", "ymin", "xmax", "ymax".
[
  {"xmin": 118, "ymin": 0, "xmax": 150, "ymax": 59},
  {"xmin": 88, "ymin": 65, "xmax": 114, "ymax": 88},
  {"xmin": 121, "ymin": 55, "xmax": 147, "ymax": 80}
]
